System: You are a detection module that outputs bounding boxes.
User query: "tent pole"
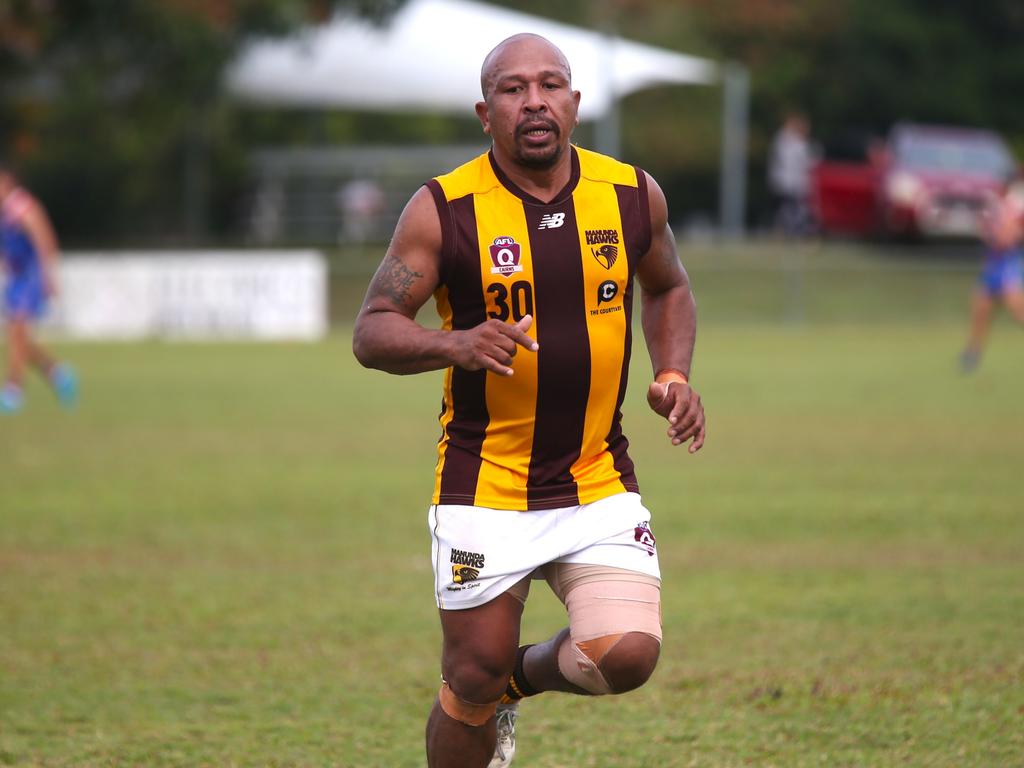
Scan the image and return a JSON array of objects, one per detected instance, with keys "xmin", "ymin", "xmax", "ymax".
[
  {"xmin": 719, "ymin": 61, "xmax": 749, "ymax": 239},
  {"xmin": 595, "ymin": 31, "xmax": 620, "ymax": 157},
  {"xmin": 183, "ymin": 107, "xmax": 210, "ymax": 244}
]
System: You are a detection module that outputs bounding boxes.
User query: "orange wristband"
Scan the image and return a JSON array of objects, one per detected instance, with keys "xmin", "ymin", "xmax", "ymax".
[{"xmin": 655, "ymin": 369, "xmax": 688, "ymax": 385}]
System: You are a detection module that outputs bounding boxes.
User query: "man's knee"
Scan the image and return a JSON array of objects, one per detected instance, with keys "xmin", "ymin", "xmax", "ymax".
[
  {"xmin": 438, "ymin": 657, "xmax": 511, "ymax": 727},
  {"xmin": 438, "ymin": 592, "xmax": 523, "ymax": 722},
  {"xmin": 441, "ymin": 642, "xmax": 517, "ymax": 722},
  {"xmin": 445, "ymin": 654, "xmax": 515, "ymax": 701},
  {"xmin": 557, "ymin": 631, "xmax": 660, "ymax": 695},
  {"xmin": 598, "ymin": 631, "xmax": 661, "ymax": 693}
]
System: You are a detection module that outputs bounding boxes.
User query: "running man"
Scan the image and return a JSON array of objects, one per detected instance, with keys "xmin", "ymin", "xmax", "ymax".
[
  {"xmin": 960, "ymin": 183, "xmax": 1024, "ymax": 372},
  {"xmin": 1, "ymin": 164, "xmax": 77, "ymax": 412},
  {"xmin": 353, "ymin": 34, "xmax": 705, "ymax": 768}
]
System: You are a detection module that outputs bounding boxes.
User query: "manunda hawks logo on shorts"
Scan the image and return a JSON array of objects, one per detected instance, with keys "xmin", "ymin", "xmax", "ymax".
[
  {"xmin": 450, "ymin": 548, "xmax": 486, "ymax": 587},
  {"xmin": 488, "ymin": 236, "xmax": 523, "ymax": 277},
  {"xmin": 634, "ymin": 522, "xmax": 657, "ymax": 556}
]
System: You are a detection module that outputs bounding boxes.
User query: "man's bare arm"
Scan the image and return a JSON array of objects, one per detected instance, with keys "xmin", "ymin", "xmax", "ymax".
[
  {"xmin": 353, "ymin": 186, "xmax": 537, "ymax": 376},
  {"xmin": 352, "ymin": 186, "xmax": 457, "ymax": 374},
  {"xmin": 636, "ymin": 172, "xmax": 705, "ymax": 452},
  {"xmin": 637, "ymin": 173, "xmax": 696, "ymax": 380}
]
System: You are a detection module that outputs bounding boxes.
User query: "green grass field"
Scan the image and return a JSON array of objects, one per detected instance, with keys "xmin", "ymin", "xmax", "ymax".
[{"xmin": 2, "ymin": 244, "xmax": 1023, "ymax": 766}]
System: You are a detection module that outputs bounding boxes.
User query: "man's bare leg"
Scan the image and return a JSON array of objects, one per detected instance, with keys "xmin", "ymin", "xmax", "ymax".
[
  {"xmin": 426, "ymin": 592, "xmax": 523, "ymax": 768},
  {"xmin": 5, "ymin": 318, "xmax": 29, "ymax": 387},
  {"xmin": 962, "ymin": 289, "xmax": 994, "ymax": 371},
  {"xmin": 1004, "ymin": 287, "xmax": 1024, "ymax": 324},
  {"xmin": 24, "ymin": 332, "xmax": 57, "ymax": 378}
]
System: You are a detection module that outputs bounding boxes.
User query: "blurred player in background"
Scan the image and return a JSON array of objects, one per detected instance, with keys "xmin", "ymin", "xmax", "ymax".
[
  {"xmin": 353, "ymin": 34, "xmax": 705, "ymax": 768},
  {"xmin": 0, "ymin": 164, "xmax": 77, "ymax": 412},
  {"xmin": 960, "ymin": 180, "xmax": 1024, "ymax": 372},
  {"xmin": 768, "ymin": 111, "xmax": 816, "ymax": 237}
]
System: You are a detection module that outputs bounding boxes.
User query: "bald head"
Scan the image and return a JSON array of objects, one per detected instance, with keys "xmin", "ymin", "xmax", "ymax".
[{"xmin": 480, "ymin": 34, "xmax": 572, "ymax": 99}]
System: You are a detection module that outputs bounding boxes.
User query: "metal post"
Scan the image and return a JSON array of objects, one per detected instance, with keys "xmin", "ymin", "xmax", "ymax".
[
  {"xmin": 183, "ymin": 108, "xmax": 209, "ymax": 244},
  {"xmin": 595, "ymin": 32, "xmax": 620, "ymax": 157},
  {"xmin": 719, "ymin": 62, "xmax": 749, "ymax": 239}
]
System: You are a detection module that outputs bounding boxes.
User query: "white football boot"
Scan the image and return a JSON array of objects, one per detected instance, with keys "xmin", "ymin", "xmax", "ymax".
[{"xmin": 488, "ymin": 702, "xmax": 518, "ymax": 767}]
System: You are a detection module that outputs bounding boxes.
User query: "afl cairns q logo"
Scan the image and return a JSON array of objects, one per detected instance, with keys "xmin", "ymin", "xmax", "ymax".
[
  {"xmin": 489, "ymin": 236, "xmax": 523, "ymax": 277},
  {"xmin": 634, "ymin": 522, "xmax": 657, "ymax": 556}
]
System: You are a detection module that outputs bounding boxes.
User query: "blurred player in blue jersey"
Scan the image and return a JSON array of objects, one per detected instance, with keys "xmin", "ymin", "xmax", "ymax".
[
  {"xmin": 960, "ymin": 183, "xmax": 1024, "ymax": 372},
  {"xmin": 1, "ymin": 164, "xmax": 77, "ymax": 412}
]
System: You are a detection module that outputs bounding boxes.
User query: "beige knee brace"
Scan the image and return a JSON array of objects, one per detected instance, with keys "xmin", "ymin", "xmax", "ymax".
[
  {"xmin": 438, "ymin": 682, "xmax": 499, "ymax": 726},
  {"xmin": 552, "ymin": 568, "xmax": 662, "ymax": 695}
]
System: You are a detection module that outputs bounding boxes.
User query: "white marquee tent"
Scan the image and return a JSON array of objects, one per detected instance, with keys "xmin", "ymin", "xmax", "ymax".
[
  {"xmin": 227, "ymin": 0, "xmax": 716, "ymax": 119},
  {"xmin": 226, "ymin": 0, "xmax": 748, "ymax": 234}
]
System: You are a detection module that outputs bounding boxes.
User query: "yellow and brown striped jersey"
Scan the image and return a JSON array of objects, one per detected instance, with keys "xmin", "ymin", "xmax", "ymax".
[{"xmin": 425, "ymin": 145, "xmax": 651, "ymax": 511}]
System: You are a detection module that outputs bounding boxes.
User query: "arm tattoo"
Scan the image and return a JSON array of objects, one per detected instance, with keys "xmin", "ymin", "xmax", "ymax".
[{"xmin": 373, "ymin": 253, "xmax": 424, "ymax": 306}]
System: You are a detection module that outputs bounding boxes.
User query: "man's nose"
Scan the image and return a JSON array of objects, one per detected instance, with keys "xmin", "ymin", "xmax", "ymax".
[{"xmin": 524, "ymin": 83, "xmax": 547, "ymax": 111}]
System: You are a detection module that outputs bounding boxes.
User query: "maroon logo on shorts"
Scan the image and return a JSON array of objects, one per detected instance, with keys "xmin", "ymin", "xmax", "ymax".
[
  {"xmin": 488, "ymin": 236, "xmax": 523, "ymax": 277},
  {"xmin": 634, "ymin": 522, "xmax": 656, "ymax": 556}
]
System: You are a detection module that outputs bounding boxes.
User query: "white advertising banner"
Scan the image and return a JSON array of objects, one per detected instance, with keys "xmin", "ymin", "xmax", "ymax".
[{"xmin": 24, "ymin": 251, "xmax": 328, "ymax": 341}]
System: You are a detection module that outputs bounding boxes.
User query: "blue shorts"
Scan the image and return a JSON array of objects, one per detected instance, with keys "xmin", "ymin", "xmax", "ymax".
[
  {"xmin": 3, "ymin": 266, "xmax": 47, "ymax": 320},
  {"xmin": 979, "ymin": 253, "xmax": 1024, "ymax": 297}
]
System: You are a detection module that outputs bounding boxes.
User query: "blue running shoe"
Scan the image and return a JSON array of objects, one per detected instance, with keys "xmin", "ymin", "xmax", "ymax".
[
  {"xmin": 50, "ymin": 364, "xmax": 78, "ymax": 407},
  {"xmin": 959, "ymin": 348, "xmax": 980, "ymax": 374},
  {"xmin": 0, "ymin": 383, "xmax": 23, "ymax": 413}
]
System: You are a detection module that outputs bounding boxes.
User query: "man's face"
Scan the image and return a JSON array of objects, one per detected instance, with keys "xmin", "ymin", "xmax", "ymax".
[{"xmin": 476, "ymin": 39, "xmax": 580, "ymax": 170}]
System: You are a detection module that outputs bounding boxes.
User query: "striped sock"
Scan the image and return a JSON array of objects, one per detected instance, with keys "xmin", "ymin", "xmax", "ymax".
[{"xmin": 501, "ymin": 644, "xmax": 538, "ymax": 703}]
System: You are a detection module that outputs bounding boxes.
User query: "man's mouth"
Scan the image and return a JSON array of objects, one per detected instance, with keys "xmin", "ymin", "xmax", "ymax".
[{"xmin": 519, "ymin": 122, "xmax": 558, "ymax": 141}]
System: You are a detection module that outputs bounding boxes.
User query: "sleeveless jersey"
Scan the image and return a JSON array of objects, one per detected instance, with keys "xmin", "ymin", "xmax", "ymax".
[{"xmin": 426, "ymin": 146, "xmax": 652, "ymax": 511}]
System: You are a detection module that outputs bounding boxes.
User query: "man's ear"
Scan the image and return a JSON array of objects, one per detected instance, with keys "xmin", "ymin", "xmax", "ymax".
[
  {"xmin": 475, "ymin": 101, "xmax": 491, "ymax": 135},
  {"xmin": 573, "ymin": 90, "xmax": 581, "ymax": 126}
]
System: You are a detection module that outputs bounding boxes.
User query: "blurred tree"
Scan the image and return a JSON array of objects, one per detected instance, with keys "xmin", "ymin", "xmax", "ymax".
[
  {"xmin": 494, "ymin": 0, "xmax": 1024, "ymax": 225},
  {"xmin": 5, "ymin": 0, "xmax": 1024, "ymax": 240},
  {"xmin": 0, "ymin": 0, "xmax": 403, "ymax": 244},
  {"xmin": 686, "ymin": 0, "xmax": 1024, "ymax": 220}
]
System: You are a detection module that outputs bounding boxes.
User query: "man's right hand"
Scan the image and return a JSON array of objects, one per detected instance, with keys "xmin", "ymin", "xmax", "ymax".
[
  {"xmin": 646, "ymin": 379, "xmax": 706, "ymax": 453},
  {"xmin": 450, "ymin": 315, "xmax": 538, "ymax": 376}
]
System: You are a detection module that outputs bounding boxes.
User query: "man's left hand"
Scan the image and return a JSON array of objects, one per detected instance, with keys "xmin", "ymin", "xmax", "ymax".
[{"xmin": 646, "ymin": 380, "xmax": 705, "ymax": 453}]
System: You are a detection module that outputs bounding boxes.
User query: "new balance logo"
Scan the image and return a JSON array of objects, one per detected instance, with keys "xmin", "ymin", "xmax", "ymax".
[{"xmin": 537, "ymin": 212, "xmax": 565, "ymax": 230}]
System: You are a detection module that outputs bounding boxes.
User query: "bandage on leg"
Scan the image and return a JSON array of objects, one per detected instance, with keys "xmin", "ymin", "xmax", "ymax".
[
  {"xmin": 438, "ymin": 682, "xmax": 499, "ymax": 726},
  {"xmin": 504, "ymin": 575, "xmax": 531, "ymax": 605},
  {"xmin": 548, "ymin": 565, "xmax": 663, "ymax": 695},
  {"xmin": 556, "ymin": 632, "xmax": 615, "ymax": 694}
]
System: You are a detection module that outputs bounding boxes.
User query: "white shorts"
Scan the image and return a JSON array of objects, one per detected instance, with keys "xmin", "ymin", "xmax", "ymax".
[{"xmin": 428, "ymin": 492, "xmax": 661, "ymax": 610}]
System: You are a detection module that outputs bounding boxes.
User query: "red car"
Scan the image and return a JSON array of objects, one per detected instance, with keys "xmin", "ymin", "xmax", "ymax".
[{"xmin": 813, "ymin": 123, "xmax": 1018, "ymax": 239}]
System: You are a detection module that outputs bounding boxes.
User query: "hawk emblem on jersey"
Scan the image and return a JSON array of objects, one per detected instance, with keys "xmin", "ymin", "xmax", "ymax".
[
  {"xmin": 452, "ymin": 564, "xmax": 480, "ymax": 584},
  {"xmin": 591, "ymin": 244, "xmax": 618, "ymax": 270},
  {"xmin": 634, "ymin": 522, "xmax": 657, "ymax": 556},
  {"xmin": 488, "ymin": 236, "xmax": 523, "ymax": 277}
]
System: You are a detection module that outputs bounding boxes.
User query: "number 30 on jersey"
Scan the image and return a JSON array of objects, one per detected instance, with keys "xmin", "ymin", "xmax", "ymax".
[{"xmin": 486, "ymin": 281, "xmax": 535, "ymax": 322}]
